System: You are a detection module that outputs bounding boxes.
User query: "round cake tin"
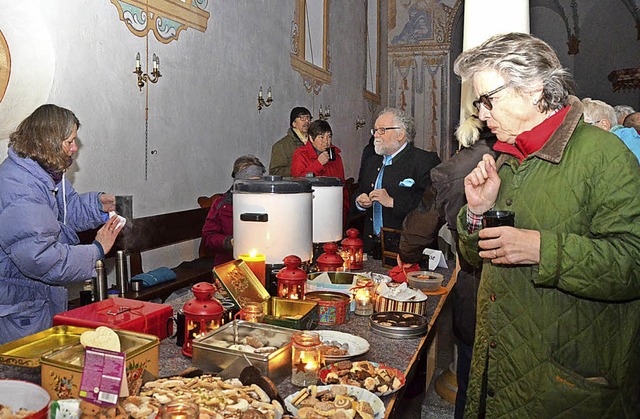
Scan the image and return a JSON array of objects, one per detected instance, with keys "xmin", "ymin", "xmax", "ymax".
[{"xmin": 369, "ymin": 311, "xmax": 428, "ymax": 339}]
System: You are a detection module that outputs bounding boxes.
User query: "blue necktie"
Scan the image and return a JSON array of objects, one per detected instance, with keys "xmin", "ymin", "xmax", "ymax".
[{"xmin": 373, "ymin": 156, "xmax": 391, "ymax": 235}]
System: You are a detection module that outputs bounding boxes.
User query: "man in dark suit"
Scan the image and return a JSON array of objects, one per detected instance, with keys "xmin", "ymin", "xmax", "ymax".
[{"xmin": 355, "ymin": 107, "xmax": 441, "ymax": 255}]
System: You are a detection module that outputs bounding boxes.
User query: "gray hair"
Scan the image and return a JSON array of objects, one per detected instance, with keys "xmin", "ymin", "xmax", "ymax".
[
  {"xmin": 581, "ymin": 98, "xmax": 617, "ymax": 129},
  {"xmin": 378, "ymin": 107, "xmax": 416, "ymax": 143},
  {"xmin": 453, "ymin": 32, "xmax": 576, "ymax": 113},
  {"xmin": 614, "ymin": 105, "xmax": 635, "ymax": 122}
]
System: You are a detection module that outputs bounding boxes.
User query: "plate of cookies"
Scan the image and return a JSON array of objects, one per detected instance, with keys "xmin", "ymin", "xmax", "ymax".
[
  {"xmin": 318, "ymin": 360, "xmax": 405, "ymax": 396},
  {"xmin": 285, "ymin": 384, "xmax": 384, "ymax": 419},
  {"xmin": 316, "ymin": 330, "xmax": 370, "ymax": 361}
]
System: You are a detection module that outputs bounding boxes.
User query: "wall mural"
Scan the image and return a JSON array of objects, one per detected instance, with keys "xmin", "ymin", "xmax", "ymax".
[
  {"xmin": 388, "ymin": 0, "xmax": 461, "ymax": 160},
  {"xmin": 0, "ymin": 31, "xmax": 9, "ymax": 103},
  {"xmin": 110, "ymin": 0, "xmax": 210, "ymax": 43}
]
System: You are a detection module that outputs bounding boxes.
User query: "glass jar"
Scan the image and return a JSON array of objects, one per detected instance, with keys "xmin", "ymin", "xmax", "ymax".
[
  {"xmin": 353, "ymin": 278, "xmax": 375, "ymax": 316},
  {"xmin": 159, "ymin": 401, "xmax": 199, "ymax": 419},
  {"xmin": 291, "ymin": 331, "xmax": 323, "ymax": 387},
  {"xmin": 235, "ymin": 301, "xmax": 265, "ymax": 323}
]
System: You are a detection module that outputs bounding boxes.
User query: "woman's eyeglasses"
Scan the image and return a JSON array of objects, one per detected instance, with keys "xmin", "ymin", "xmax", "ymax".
[
  {"xmin": 370, "ymin": 126, "xmax": 401, "ymax": 136},
  {"xmin": 473, "ymin": 84, "xmax": 508, "ymax": 111}
]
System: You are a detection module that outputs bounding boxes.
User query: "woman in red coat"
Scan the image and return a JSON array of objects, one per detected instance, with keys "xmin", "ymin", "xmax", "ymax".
[
  {"xmin": 291, "ymin": 120, "xmax": 349, "ymax": 224},
  {"xmin": 201, "ymin": 155, "xmax": 265, "ymax": 266}
]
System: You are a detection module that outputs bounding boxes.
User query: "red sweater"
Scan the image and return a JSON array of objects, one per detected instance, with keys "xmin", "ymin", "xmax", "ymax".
[
  {"xmin": 201, "ymin": 192, "xmax": 234, "ymax": 266},
  {"xmin": 290, "ymin": 141, "xmax": 350, "ymax": 225}
]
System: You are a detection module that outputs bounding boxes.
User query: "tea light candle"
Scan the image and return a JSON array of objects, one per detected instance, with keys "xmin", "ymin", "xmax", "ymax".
[
  {"xmin": 354, "ymin": 288, "xmax": 374, "ymax": 316},
  {"xmin": 239, "ymin": 250, "xmax": 266, "ymax": 286}
]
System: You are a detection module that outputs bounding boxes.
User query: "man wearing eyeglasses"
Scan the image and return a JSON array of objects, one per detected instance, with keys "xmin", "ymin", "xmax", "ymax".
[
  {"xmin": 269, "ymin": 107, "xmax": 312, "ymax": 176},
  {"xmin": 354, "ymin": 107, "xmax": 441, "ymax": 257}
]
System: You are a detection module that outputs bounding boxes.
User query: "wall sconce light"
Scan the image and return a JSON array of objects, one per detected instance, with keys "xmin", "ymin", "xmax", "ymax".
[
  {"xmin": 355, "ymin": 116, "xmax": 366, "ymax": 130},
  {"xmin": 257, "ymin": 86, "xmax": 273, "ymax": 112},
  {"xmin": 134, "ymin": 52, "xmax": 161, "ymax": 91},
  {"xmin": 319, "ymin": 105, "xmax": 331, "ymax": 121}
]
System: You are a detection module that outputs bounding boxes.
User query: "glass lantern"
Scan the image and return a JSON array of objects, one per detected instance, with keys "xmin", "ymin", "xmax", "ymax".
[
  {"xmin": 291, "ymin": 331, "xmax": 323, "ymax": 387},
  {"xmin": 182, "ymin": 282, "xmax": 224, "ymax": 357},
  {"xmin": 341, "ymin": 228, "xmax": 364, "ymax": 270},
  {"xmin": 353, "ymin": 277, "xmax": 375, "ymax": 316},
  {"xmin": 276, "ymin": 255, "xmax": 307, "ymax": 300}
]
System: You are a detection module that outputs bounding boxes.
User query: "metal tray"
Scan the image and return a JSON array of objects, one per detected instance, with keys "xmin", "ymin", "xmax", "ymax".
[
  {"xmin": 192, "ymin": 320, "xmax": 294, "ymax": 379},
  {"xmin": 369, "ymin": 311, "xmax": 428, "ymax": 339},
  {"xmin": 0, "ymin": 325, "xmax": 93, "ymax": 367}
]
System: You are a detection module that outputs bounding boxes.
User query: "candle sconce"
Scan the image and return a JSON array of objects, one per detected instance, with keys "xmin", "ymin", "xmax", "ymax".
[
  {"xmin": 355, "ymin": 116, "xmax": 366, "ymax": 130},
  {"xmin": 257, "ymin": 86, "xmax": 273, "ymax": 112},
  {"xmin": 134, "ymin": 52, "xmax": 161, "ymax": 91},
  {"xmin": 318, "ymin": 105, "xmax": 331, "ymax": 121}
]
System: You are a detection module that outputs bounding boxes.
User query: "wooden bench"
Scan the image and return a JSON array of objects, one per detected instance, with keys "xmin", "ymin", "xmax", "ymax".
[{"xmin": 77, "ymin": 207, "xmax": 214, "ymax": 305}]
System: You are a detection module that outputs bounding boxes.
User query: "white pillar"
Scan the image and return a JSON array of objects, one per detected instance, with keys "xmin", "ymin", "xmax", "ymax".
[{"xmin": 460, "ymin": 0, "xmax": 530, "ymax": 120}]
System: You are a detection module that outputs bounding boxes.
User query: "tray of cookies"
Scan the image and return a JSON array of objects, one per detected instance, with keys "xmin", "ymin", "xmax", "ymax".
[
  {"xmin": 285, "ymin": 384, "xmax": 384, "ymax": 419},
  {"xmin": 318, "ymin": 360, "xmax": 405, "ymax": 396},
  {"xmin": 369, "ymin": 311, "xmax": 428, "ymax": 339}
]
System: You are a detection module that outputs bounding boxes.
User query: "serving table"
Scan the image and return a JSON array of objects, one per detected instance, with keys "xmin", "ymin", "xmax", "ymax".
[{"xmin": 0, "ymin": 259, "xmax": 455, "ymax": 419}]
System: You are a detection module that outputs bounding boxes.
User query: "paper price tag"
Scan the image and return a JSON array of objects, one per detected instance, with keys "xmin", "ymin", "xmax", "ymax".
[
  {"xmin": 78, "ymin": 347, "xmax": 126, "ymax": 407},
  {"xmin": 422, "ymin": 248, "xmax": 448, "ymax": 271}
]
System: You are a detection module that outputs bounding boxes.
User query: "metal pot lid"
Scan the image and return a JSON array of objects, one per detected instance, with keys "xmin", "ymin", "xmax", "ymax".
[
  {"xmin": 289, "ymin": 175, "xmax": 343, "ymax": 187},
  {"xmin": 234, "ymin": 176, "xmax": 312, "ymax": 194}
]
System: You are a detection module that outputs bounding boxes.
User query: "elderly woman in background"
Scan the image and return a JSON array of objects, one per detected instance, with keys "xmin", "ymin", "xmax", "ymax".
[
  {"xmin": 0, "ymin": 104, "xmax": 123, "ymax": 344},
  {"xmin": 454, "ymin": 33, "xmax": 640, "ymax": 417},
  {"xmin": 201, "ymin": 155, "xmax": 265, "ymax": 266}
]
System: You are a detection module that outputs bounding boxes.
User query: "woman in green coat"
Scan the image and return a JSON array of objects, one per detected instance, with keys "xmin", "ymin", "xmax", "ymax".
[{"xmin": 454, "ymin": 33, "xmax": 640, "ymax": 418}]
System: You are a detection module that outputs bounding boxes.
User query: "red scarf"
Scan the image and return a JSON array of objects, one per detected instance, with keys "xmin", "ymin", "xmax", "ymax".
[{"xmin": 493, "ymin": 106, "xmax": 570, "ymax": 162}]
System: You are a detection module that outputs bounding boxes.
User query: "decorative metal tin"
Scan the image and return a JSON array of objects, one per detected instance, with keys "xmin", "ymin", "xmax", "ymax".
[
  {"xmin": 304, "ymin": 291, "xmax": 350, "ymax": 325},
  {"xmin": 40, "ymin": 329, "xmax": 159, "ymax": 400},
  {"xmin": 214, "ymin": 260, "xmax": 270, "ymax": 308},
  {"xmin": 215, "ymin": 260, "xmax": 318, "ymax": 330},
  {"xmin": 369, "ymin": 311, "xmax": 428, "ymax": 339},
  {"xmin": 192, "ymin": 320, "xmax": 294, "ymax": 379},
  {"xmin": 374, "ymin": 294, "xmax": 429, "ymax": 316},
  {"xmin": 0, "ymin": 325, "xmax": 92, "ymax": 368}
]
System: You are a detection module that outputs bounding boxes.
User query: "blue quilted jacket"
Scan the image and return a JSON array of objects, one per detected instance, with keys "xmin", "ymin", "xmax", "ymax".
[
  {"xmin": 0, "ymin": 147, "xmax": 106, "ymax": 343},
  {"xmin": 458, "ymin": 97, "xmax": 640, "ymax": 418}
]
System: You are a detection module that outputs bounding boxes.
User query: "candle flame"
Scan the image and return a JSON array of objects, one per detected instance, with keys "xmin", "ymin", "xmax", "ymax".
[{"xmin": 249, "ymin": 249, "xmax": 258, "ymax": 257}]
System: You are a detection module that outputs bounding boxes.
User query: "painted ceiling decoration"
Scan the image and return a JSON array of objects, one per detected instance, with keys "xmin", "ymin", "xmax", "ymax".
[
  {"xmin": 619, "ymin": 0, "xmax": 640, "ymax": 39},
  {"xmin": 110, "ymin": 0, "xmax": 210, "ymax": 43},
  {"xmin": 552, "ymin": 0, "xmax": 580, "ymax": 54}
]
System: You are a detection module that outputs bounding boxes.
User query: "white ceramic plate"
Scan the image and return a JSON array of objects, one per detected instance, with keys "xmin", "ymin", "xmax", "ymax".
[
  {"xmin": 285, "ymin": 384, "xmax": 385, "ymax": 419},
  {"xmin": 317, "ymin": 330, "xmax": 370, "ymax": 361}
]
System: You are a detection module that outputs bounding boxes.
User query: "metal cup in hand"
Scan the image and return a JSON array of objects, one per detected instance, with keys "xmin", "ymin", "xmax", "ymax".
[{"xmin": 482, "ymin": 210, "xmax": 515, "ymax": 227}]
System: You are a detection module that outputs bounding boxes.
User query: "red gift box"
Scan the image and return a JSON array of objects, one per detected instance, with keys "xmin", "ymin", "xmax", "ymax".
[{"xmin": 53, "ymin": 298, "xmax": 173, "ymax": 340}]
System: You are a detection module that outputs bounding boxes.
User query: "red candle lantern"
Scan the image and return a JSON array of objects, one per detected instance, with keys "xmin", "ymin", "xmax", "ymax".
[
  {"xmin": 276, "ymin": 255, "xmax": 307, "ymax": 300},
  {"xmin": 182, "ymin": 282, "xmax": 224, "ymax": 357},
  {"xmin": 316, "ymin": 242, "xmax": 344, "ymax": 272},
  {"xmin": 341, "ymin": 228, "xmax": 364, "ymax": 270}
]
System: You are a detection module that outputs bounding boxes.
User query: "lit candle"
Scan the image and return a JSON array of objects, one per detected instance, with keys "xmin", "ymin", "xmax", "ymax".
[
  {"xmin": 239, "ymin": 250, "xmax": 266, "ymax": 286},
  {"xmin": 135, "ymin": 52, "xmax": 141, "ymax": 68},
  {"xmin": 304, "ymin": 360, "xmax": 318, "ymax": 372},
  {"xmin": 258, "ymin": 86, "xmax": 263, "ymax": 99},
  {"xmin": 267, "ymin": 87, "xmax": 272, "ymax": 99},
  {"xmin": 153, "ymin": 53, "xmax": 158, "ymax": 71}
]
